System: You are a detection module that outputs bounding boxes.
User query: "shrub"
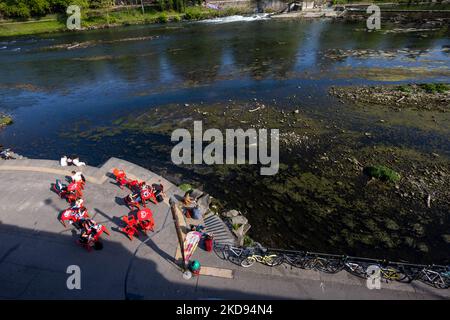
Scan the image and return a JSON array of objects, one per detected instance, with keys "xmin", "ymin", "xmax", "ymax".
[
  {"xmin": 158, "ymin": 0, "xmax": 166, "ymax": 11},
  {"xmin": 332, "ymin": 0, "xmax": 348, "ymax": 4},
  {"xmin": 88, "ymin": 0, "xmax": 110, "ymax": 9},
  {"xmin": 363, "ymin": 165, "xmax": 400, "ymax": 183},
  {"xmin": 178, "ymin": 183, "xmax": 192, "ymax": 192},
  {"xmin": 419, "ymin": 83, "xmax": 450, "ymax": 94},
  {"xmin": 184, "ymin": 7, "xmax": 205, "ymax": 20},
  {"xmin": 28, "ymin": 0, "xmax": 50, "ymax": 16},
  {"xmin": 0, "ymin": 0, "xmax": 90, "ymax": 19},
  {"xmin": 397, "ymin": 84, "xmax": 412, "ymax": 93},
  {"xmin": 0, "ymin": 1, "xmax": 31, "ymax": 19},
  {"xmin": 157, "ymin": 12, "xmax": 168, "ymax": 23},
  {"xmin": 232, "ymin": 223, "xmax": 242, "ymax": 231},
  {"xmin": 243, "ymin": 235, "xmax": 254, "ymax": 247},
  {"xmin": 51, "ymin": 0, "xmax": 89, "ymax": 10}
]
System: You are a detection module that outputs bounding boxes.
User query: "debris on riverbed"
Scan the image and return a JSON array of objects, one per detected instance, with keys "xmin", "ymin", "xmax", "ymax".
[
  {"xmin": 0, "ymin": 147, "xmax": 25, "ymax": 160},
  {"xmin": 323, "ymin": 48, "xmax": 433, "ymax": 60},
  {"xmin": 329, "ymin": 83, "xmax": 450, "ymax": 112},
  {"xmin": 41, "ymin": 36, "xmax": 159, "ymax": 52}
]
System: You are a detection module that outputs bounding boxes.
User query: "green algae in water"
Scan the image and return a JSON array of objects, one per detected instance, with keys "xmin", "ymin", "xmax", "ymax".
[
  {"xmin": 395, "ymin": 83, "xmax": 449, "ymax": 94},
  {"xmin": 419, "ymin": 83, "xmax": 449, "ymax": 94},
  {"xmin": 0, "ymin": 115, "xmax": 13, "ymax": 127},
  {"xmin": 179, "ymin": 183, "xmax": 193, "ymax": 192},
  {"xmin": 363, "ymin": 165, "xmax": 401, "ymax": 183}
]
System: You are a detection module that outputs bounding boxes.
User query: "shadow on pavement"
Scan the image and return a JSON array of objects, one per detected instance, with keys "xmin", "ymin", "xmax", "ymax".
[{"xmin": 0, "ymin": 222, "xmax": 284, "ymax": 299}]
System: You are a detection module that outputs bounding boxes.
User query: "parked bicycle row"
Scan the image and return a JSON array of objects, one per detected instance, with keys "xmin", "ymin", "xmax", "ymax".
[{"xmin": 213, "ymin": 243, "xmax": 450, "ymax": 289}]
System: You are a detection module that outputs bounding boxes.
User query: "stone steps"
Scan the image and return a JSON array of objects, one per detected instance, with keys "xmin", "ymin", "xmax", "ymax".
[{"xmin": 204, "ymin": 213, "xmax": 236, "ymax": 246}]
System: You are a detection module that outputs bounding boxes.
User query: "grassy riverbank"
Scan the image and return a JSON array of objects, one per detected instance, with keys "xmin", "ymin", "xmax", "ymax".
[
  {"xmin": 0, "ymin": 6, "xmax": 250, "ymax": 37},
  {"xmin": 3, "ymin": 2, "xmax": 450, "ymax": 38}
]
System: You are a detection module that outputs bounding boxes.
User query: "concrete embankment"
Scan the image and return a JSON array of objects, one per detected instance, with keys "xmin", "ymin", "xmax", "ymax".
[{"xmin": 0, "ymin": 157, "xmax": 449, "ymax": 299}]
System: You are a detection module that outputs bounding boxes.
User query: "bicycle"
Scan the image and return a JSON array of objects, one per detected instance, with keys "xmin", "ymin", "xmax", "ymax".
[
  {"xmin": 379, "ymin": 266, "xmax": 404, "ymax": 281},
  {"xmin": 240, "ymin": 246, "xmax": 282, "ymax": 268},
  {"xmin": 412, "ymin": 265, "xmax": 450, "ymax": 289},
  {"xmin": 281, "ymin": 252, "xmax": 309, "ymax": 269},
  {"xmin": 373, "ymin": 261, "xmax": 411, "ymax": 283},
  {"xmin": 213, "ymin": 243, "xmax": 252, "ymax": 266},
  {"xmin": 303, "ymin": 254, "xmax": 344, "ymax": 274},
  {"xmin": 342, "ymin": 257, "xmax": 370, "ymax": 279},
  {"xmin": 213, "ymin": 243, "xmax": 232, "ymax": 260}
]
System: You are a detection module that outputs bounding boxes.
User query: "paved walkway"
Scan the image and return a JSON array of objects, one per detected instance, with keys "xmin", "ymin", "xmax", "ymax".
[{"xmin": 0, "ymin": 158, "xmax": 448, "ymax": 299}]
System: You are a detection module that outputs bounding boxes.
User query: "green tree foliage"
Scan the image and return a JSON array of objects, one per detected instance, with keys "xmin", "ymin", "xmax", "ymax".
[
  {"xmin": 158, "ymin": 0, "xmax": 166, "ymax": 11},
  {"xmin": 174, "ymin": 0, "xmax": 185, "ymax": 13},
  {"xmin": 159, "ymin": 0, "xmax": 185, "ymax": 12},
  {"xmin": 1, "ymin": 1, "xmax": 32, "ymax": 18},
  {"xmin": 157, "ymin": 11, "xmax": 168, "ymax": 23},
  {"xmin": 0, "ymin": 0, "xmax": 96, "ymax": 18},
  {"xmin": 50, "ymin": 0, "xmax": 90, "ymax": 10},
  {"xmin": 0, "ymin": 0, "xmax": 187, "ymax": 18},
  {"xmin": 89, "ymin": 0, "xmax": 112, "ymax": 8}
]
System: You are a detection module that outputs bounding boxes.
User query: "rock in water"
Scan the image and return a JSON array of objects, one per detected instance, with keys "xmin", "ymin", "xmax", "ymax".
[{"xmin": 222, "ymin": 209, "xmax": 240, "ymax": 218}]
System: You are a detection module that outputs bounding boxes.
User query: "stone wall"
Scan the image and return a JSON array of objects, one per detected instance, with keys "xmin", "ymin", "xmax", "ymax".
[
  {"xmin": 256, "ymin": 0, "xmax": 288, "ymax": 12},
  {"xmin": 208, "ymin": 0, "xmax": 288, "ymax": 12},
  {"xmin": 207, "ymin": 0, "xmax": 330, "ymax": 13}
]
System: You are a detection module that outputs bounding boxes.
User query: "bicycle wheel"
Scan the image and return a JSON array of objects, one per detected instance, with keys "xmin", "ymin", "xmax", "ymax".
[
  {"xmin": 323, "ymin": 259, "xmax": 345, "ymax": 274},
  {"xmin": 213, "ymin": 244, "xmax": 229, "ymax": 260},
  {"xmin": 313, "ymin": 258, "xmax": 340, "ymax": 274},
  {"xmin": 241, "ymin": 256, "xmax": 256, "ymax": 268},
  {"xmin": 345, "ymin": 262, "xmax": 369, "ymax": 279},
  {"xmin": 433, "ymin": 275, "xmax": 450, "ymax": 289},
  {"xmin": 227, "ymin": 247, "xmax": 246, "ymax": 266},
  {"xmin": 399, "ymin": 267, "xmax": 417, "ymax": 283},
  {"xmin": 442, "ymin": 278, "xmax": 450, "ymax": 289},
  {"xmin": 416, "ymin": 271, "xmax": 435, "ymax": 287},
  {"xmin": 265, "ymin": 255, "xmax": 284, "ymax": 267},
  {"xmin": 395, "ymin": 267, "xmax": 413, "ymax": 283},
  {"xmin": 295, "ymin": 256, "xmax": 312, "ymax": 269},
  {"xmin": 284, "ymin": 254, "xmax": 304, "ymax": 269},
  {"xmin": 381, "ymin": 267, "xmax": 402, "ymax": 281}
]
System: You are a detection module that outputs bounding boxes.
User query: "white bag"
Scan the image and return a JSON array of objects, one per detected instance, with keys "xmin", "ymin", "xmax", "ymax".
[
  {"xmin": 73, "ymin": 158, "xmax": 86, "ymax": 167},
  {"xmin": 60, "ymin": 156, "xmax": 68, "ymax": 167}
]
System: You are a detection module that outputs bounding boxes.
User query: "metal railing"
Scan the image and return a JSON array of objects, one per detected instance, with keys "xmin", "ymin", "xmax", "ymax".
[{"xmin": 213, "ymin": 243, "xmax": 450, "ymax": 289}]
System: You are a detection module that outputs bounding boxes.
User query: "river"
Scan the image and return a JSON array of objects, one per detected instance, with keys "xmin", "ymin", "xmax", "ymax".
[{"xmin": 0, "ymin": 17, "xmax": 449, "ymax": 263}]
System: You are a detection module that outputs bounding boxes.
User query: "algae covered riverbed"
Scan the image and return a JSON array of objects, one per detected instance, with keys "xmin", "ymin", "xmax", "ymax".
[
  {"xmin": 0, "ymin": 18, "xmax": 449, "ymax": 263},
  {"xmin": 62, "ymin": 99, "xmax": 450, "ymax": 264}
]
